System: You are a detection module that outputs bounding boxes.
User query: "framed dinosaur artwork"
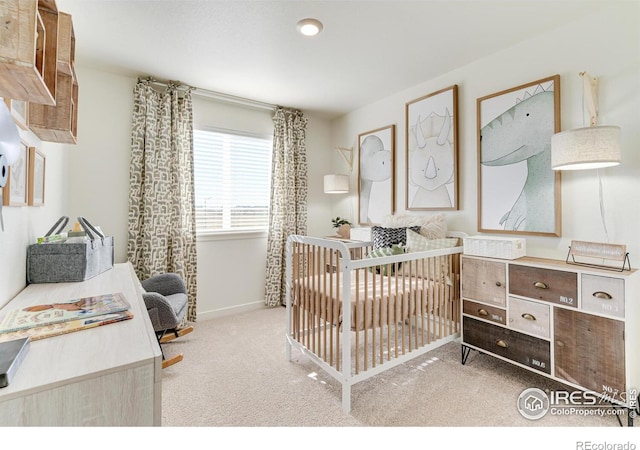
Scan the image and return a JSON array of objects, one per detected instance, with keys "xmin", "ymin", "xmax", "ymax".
[
  {"xmin": 357, "ymin": 124, "xmax": 395, "ymax": 225},
  {"xmin": 405, "ymin": 85, "xmax": 459, "ymax": 210},
  {"xmin": 477, "ymin": 75, "xmax": 561, "ymax": 236}
]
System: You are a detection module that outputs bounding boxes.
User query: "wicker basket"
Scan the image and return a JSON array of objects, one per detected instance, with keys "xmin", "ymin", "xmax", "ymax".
[{"xmin": 463, "ymin": 236, "xmax": 526, "ymax": 260}]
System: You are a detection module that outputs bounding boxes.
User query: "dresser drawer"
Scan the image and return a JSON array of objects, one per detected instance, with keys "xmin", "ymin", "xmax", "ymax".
[
  {"xmin": 509, "ymin": 264, "xmax": 577, "ymax": 308},
  {"xmin": 463, "ymin": 316, "xmax": 551, "ymax": 374},
  {"xmin": 463, "ymin": 300, "xmax": 506, "ymax": 325},
  {"xmin": 461, "ymin": 257, "xmax": 506, "ymax": 307},
  {"xmin": 581, "ymin": 274, "xmax": 625, "ymax": 318},
  {"xmin": 508, "ymin": 296, "xmax": 550, "ymax": 339},
  {"xmin": 554, "ymin": 308, "xmax": 625, "ymax": 395}
]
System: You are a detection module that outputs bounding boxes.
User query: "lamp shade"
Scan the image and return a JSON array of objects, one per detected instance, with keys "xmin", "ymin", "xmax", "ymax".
[
  {"xmin": 551, "ymin": 125, "xmax": 621, "ymax": 170},
  {"xmin": 323, "ymin": 174, "xmax": 349, "ymax": 194}
]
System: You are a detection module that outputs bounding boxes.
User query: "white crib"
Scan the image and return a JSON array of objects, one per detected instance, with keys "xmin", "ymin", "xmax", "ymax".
[{"xmin": 285, "ymin": 233, "xmax": 465, "ymax": 412}]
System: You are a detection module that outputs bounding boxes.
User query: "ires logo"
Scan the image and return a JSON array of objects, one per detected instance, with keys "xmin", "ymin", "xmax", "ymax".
[{"xmin": 517, "ymin": 388, "xmax": 637, "ymax": 421}]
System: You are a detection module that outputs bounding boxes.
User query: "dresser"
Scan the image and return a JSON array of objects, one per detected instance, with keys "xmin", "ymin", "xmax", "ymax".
[
  {"xmin": 461, "ymin": 255, "xmax": 639, "ymax": 419},
  {"xmin": 0, "ymin": 263, "xmax": 162, "ymax": 426}
]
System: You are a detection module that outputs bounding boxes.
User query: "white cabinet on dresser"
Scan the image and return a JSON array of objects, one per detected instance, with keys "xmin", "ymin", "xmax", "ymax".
[
  {"xmin": 461, "ymin": 255, "xmax": 639, "ymax": 424},
  {"xmin": 0, "ymin": 263, "xmax": 162, "ymax": 426}
]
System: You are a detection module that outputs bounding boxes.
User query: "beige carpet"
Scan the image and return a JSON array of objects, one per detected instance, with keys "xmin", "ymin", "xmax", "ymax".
[{"xmin": 159, "ymin": 306, "xmax": 635, "ymax": 441}]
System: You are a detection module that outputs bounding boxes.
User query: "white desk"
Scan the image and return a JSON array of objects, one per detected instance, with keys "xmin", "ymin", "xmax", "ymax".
[{"xmin": 0, "ymin": 263, "xmax": 162, "ymax": 426}]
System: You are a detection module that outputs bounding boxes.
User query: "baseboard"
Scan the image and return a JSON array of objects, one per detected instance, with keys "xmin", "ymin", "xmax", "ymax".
[{"xmin": 196, "ymin": 301, "xmax": 266, "ymax": 321}]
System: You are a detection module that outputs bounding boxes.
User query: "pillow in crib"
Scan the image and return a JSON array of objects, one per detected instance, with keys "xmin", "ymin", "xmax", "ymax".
[
  {"xmin": 404, "ymin": 230, "xmax": 459, "ymax": 282},
  {"xmin": 371, "ymin": 226, "xmax": 421, "ymax": 249},
  {"xmin": 366, "ymin": 244, "xmax": 405, "ymax": 276},
  {"xmin": 381, "ymin": 213, "xmax": 447, "ymax": 240},
  {"xmin": 405, "ymin": 229, "xmax": 459, "ymax": 252}
]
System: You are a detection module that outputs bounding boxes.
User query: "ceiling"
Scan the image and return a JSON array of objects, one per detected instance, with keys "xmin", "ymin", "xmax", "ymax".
[{"xmin": 55, "ymin": 0, "xmax": 611, "ymax": 119}]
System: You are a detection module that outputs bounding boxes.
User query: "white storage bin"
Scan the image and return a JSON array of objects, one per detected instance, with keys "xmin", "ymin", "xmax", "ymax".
[
  {"xmin": 463, "ymin": 236, "xmax": 526, "ymax": 260},
  {"xmin": 349, "ymin": 227, "xmax": 372, "ymax": 242}
]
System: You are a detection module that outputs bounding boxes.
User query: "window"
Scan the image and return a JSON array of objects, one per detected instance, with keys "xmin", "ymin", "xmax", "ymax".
[{"xmin": 193, "ymin": 128, "xmax": 272, "ymax": 234}]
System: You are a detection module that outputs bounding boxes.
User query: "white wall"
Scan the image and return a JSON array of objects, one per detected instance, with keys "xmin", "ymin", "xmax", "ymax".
[
  {"xmin": 65, "ymin": 67, "xmax": 134, "ymax": 262},
  {"xmin": 330, "ymin": 3, "xmax": 640, "ymax": 262},
  {"xmin": 0, "ymin": 124, "xmax": 69, "ymax": 308}
]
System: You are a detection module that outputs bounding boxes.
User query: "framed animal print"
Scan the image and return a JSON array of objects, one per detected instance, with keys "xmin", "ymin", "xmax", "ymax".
[
  {"xmin": 477, "ymin": 75, "xmax": 561, "ymax": 236},
  {"xmin": 358, "ymin": 124, "xmax": 395, "ymax": 225},
  {"xmin": 405, "ymin": 85, "xmax": 459, "ymax": 210}
]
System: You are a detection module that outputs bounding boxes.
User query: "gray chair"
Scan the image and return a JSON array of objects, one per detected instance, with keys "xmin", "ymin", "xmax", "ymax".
[{"xmin": 141, "ymin": 273, "xmax": 193, "ymax": 368}]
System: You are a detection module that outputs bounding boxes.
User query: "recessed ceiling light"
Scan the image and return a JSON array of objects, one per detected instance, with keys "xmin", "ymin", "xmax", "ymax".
[{"xmin": 296, "ymin": 18, "xmax": 323, "ymax": 37}]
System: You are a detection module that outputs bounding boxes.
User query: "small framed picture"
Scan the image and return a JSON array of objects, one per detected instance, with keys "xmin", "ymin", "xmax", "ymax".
[
  {"xmin": 28, "ymin": 147, "xmax": 45, "ymax": 206},
  {"xmin": 3, "ymin": 141, "xmax": 29, "ymax": 207}
]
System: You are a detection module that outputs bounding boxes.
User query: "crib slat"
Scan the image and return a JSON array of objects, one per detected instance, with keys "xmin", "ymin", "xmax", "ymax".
[
  {"xmin": 355, "ymin": 267, "xmax": 360, "ymax": 375},
  {"xmin": 335, "ymin": 253, "xmax": 341, "ymax": 373},
  {"xmin": 375, "ymin": 269, "xmax": 382, "ymax": 362},
  {"xmin": 329, "ymin": 249, "xmax": 335, "ymax": 367},
  {"xmin": 292, "ymin": 242, "xmax": 298, "ymax": 341},
  {"xmin": 322, "ymin": 247, "xmax": 327, "ymax": 362},
  {"xmin": 437, "ymin": 256, "xmax": 442, "ymax": 339}
]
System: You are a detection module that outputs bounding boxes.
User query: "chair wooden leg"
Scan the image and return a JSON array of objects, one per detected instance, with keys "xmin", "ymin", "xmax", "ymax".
[
  {"xmin": 162, "ymin": 353, "xmax": 184, "ymax": 369},
  {"xmin": 159, "ymin": 325, "xmax": 194, "ymax": 344}
]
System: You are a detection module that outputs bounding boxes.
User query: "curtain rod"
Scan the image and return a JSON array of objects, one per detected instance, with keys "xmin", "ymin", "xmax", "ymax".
[{"xmin": 138, "ymin": 75, "xmax": 276, "ymax": 111}]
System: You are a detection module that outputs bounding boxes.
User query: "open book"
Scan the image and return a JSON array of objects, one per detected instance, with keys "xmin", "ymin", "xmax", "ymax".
[{"xmin": 0, "ymin": 292, "xmax": 130, "ymax": 334}]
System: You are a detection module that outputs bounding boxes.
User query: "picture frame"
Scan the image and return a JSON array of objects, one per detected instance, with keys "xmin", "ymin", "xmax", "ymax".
[
  {"xmin": 477, "ymin": 75, "xmax": 561, "ymax": 236},
  {"xmin": 405, "ymin": 85, "xmax": 459, "ymax": 210},
  {"xmin": 358, "ymin": 124, "xmax": 395, "ymax": 225},
  {"xmin": 3, "ymin": 98, "xmax": 29, "ymax": 130},
  {"xmin": 2, "ymin": 141, "xmax": 29, "ymax": 207},
  {"xmin": 28, "ymin": 147, "xmax": 45, "ymax": 206}
]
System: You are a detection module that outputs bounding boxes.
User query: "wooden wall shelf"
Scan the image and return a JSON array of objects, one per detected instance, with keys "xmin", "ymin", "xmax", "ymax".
[
  {"xmin": 1, "ymin": 0, "xmax": 79, "ymax": 144},
  {"xmin": 28, "ymin": 5, "xmax": 79, "ymax": 144},
  {"xmin": 56, "ymin": 12, "xmax": 75, "ymax": 76},
  {"xmin": 29, "ymin": 69, "xmax": 78, "ymax": 144},
  {"xmin": 0, "ymin": 1, "xmax": 58, "ymax": 105}
]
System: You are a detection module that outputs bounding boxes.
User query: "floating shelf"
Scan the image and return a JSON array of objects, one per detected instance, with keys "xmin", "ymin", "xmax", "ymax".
[
  {"xmin": 56, "ymin": 11, "xmax": 75, "ymax": 76},
  {"xmin": 30, "ymin": 67, "xmax": 78, "ymax": 144},
  {"xmin": 28, "ymin": 4, "xmax": 79, "ymax": 144},
  {"xmin": 0, "ymin": 0, "xmax": 58, "ymax": 105}
]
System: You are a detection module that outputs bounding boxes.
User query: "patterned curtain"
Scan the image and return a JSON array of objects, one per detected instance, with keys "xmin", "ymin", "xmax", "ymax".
[
  {"xmin": 264, "ymin": 107, "xmax": 308, "ymax": 307},
  {"xmin": 128, "ymin": 79, "xmax": 197, "ymax": 324}
]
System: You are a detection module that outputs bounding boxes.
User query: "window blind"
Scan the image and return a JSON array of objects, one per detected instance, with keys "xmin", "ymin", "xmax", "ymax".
[{"xmin": 193, "ymin": 128, "xmax": 272, "ymax": 233}]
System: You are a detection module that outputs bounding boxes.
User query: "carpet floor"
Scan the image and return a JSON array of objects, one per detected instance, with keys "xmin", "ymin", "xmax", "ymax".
[{"xmin": 158, "ymin": 306, "xmax": 637, "ymax": 446}]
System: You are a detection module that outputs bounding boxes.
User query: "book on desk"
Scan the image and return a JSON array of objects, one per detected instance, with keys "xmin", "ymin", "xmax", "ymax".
[
  {"xmin": 0, "ymin": 292, "xmax": 131, "ymax": 334},
  {"xmin": 0, "ymin": 292, "xmax": 133, "ymax": 343},
  {"xmin": 0, "ymin": 310, "xmax": 133, "ymax": 343}
]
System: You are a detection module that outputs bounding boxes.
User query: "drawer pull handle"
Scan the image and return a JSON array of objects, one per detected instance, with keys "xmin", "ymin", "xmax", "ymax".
[
  {"xmin": 557, "ymin": 340, "xmax": 565, "ymax": 348},
  {"xmin": 593, "ymin": 291, "xmax": 612, "ymax": 300},
  {"xmin": 521, "ymin": 313, "xmax": 536, "ymax": 321},
  {"xmin": 533, "ymin": 281, "xmax": 548, "ymax": 289},
  {"xmin": 496, "ymin": 340, "xmax": 508, "ymax": 348},
  {"xmin": 478, "ymin": 309, "xmax": 489, "ymax": 316},
  {"xmin": 495, "ymin": 281, "xmax": 502, "ymax": 287}
]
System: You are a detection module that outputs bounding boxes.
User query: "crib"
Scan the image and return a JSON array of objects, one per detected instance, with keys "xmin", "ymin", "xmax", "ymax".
[{"xmin": 285, "ymin": 233, "xmax": 465, "ymax": 412}]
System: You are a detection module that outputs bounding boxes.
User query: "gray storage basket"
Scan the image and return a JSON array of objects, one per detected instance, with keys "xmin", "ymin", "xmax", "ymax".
[{"xmin": 27, "ymin": 216, "xmax": 114, "ymax": 284}]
